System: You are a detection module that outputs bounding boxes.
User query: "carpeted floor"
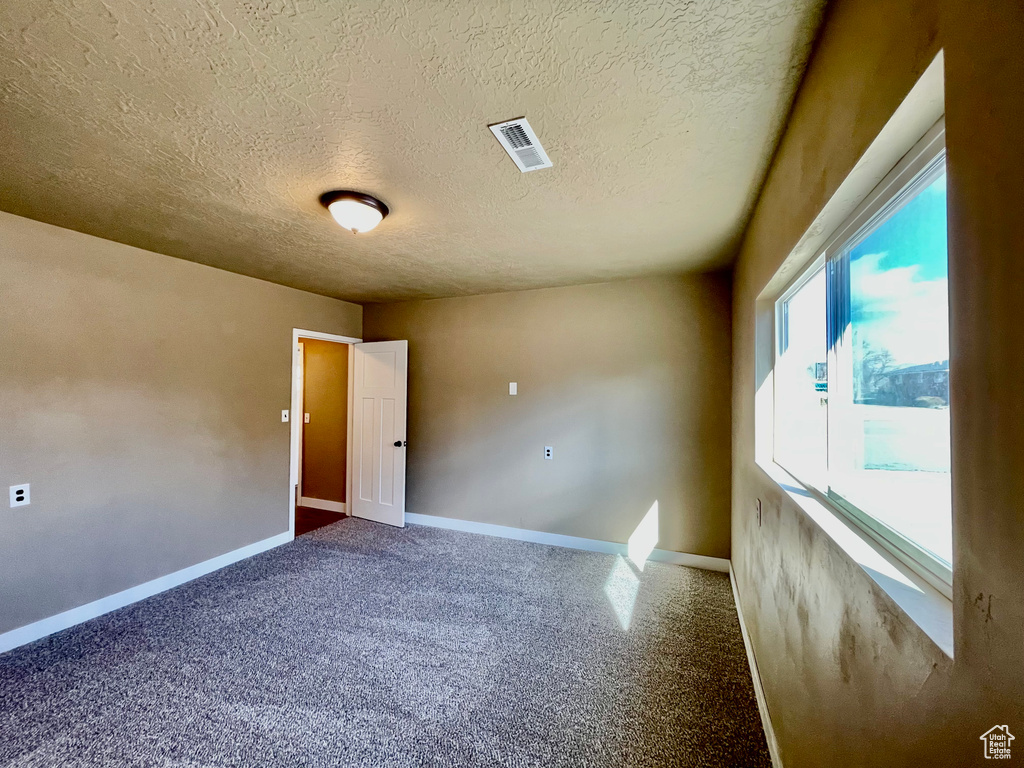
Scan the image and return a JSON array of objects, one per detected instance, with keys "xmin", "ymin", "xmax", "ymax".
[{"xmin": 0, "ymin": 519, "xmax": 770, "ymax": 767}]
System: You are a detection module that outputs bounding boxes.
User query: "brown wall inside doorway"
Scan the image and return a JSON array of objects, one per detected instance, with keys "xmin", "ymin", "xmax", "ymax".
[{"xmin": 300, "ymin": 338, "xmax": 349, "ymax": 504}]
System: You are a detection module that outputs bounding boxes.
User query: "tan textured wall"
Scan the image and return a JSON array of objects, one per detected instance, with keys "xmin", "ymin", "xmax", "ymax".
[
  {"xmin": 300, "ymin": 339, "xmax": 349, "ymax": 503},
  {"xmin": 364, "ymin": 274, "xmax": 732, "ymax": 558},
  {"xmin": 732, "ymin": 1, "xmax": 1024, "ymax": 766},
  {"xmin": 0, "ymin": 211, "xmax": 361, "ymax": 635}
]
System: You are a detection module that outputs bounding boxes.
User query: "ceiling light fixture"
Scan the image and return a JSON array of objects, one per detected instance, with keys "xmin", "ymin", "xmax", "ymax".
[{"xmin": 319, "ymin": 190, "xmax": 389, "ymax": 234}]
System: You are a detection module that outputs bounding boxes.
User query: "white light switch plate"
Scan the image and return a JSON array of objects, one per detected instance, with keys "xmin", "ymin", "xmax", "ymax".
[
  {"xmin": 304, "ymin": 413, "xmax": 310, "ymax": 423},
  {"xmin": 281, "ymin": 410, "xmax": 290, "ymax": 422},
  {"xmin": 509, "ymin": 382, "xmax": 517, "ymax": 395}
]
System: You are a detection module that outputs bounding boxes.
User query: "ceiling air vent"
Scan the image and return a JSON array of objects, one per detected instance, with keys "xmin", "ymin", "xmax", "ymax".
[{"xmin": 489, "ymin": 117, "xmax": 553, "ymax": 173}]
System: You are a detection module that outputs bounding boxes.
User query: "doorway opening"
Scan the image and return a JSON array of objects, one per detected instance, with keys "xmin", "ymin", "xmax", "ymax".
[
  {"xmin": 290, "ymin": 329, "xmax": 360, "ymax": 538},
  {"xmin": 289, "ymin": 329, "xmax": 409, "ymax": 538},
  {"xmin": 296, "ymin": 335, "xmax": 352, "ymax": 535}
]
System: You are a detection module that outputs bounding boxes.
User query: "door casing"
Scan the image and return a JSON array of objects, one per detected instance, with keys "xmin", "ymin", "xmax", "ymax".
[{"xmin": 289, "ymin": 328, "xmax": 362, "ymax": 540}]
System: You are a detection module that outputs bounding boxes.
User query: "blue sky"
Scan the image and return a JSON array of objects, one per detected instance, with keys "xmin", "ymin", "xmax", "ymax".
[{"xmin": 849, "ymin": 172, "xmax": 949, "ymax": 367}]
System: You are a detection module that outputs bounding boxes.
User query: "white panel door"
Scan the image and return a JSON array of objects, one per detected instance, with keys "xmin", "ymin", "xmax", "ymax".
[{"xmin": 351, "ymin": 340, "xmax": 408, "ymax": 527}]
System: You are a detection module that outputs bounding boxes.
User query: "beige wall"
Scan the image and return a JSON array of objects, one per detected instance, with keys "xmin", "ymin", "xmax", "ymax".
[
  {"xmin": 300, "ymin": 338, "xmax": 349, "ymax": 503},
  {"xmin": 364, "ymin": 274, "xmax": 732, "ymax": 558},
  {"xmin": 732, "ymin": 1, "xmax": 1024, "ymax": 766},
  {"xmin": 0, "ymin": 211, "xmax": 361, "ymax": 635}
]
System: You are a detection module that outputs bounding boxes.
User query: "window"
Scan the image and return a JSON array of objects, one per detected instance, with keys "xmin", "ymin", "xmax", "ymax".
[
  {"xmin": 774, "ymin": 121, "xmax": 951, "ymax": 595},
  {"xmin": 775, "ymin": 267, "xmax": 827, "ymax": 490}
]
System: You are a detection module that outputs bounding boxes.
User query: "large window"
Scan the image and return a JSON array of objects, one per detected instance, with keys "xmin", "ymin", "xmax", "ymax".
[{"xmin": 774, "ymin": 121, "xmax": 951, "ymax": 595}]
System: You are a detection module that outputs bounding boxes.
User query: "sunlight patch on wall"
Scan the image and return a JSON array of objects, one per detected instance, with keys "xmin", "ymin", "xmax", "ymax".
[{"xmin": 627, "ymin": 500, "xmax": 660, "ymax": 571}]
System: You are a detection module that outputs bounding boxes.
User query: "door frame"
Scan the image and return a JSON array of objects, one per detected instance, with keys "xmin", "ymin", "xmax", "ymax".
[{"xmin": 289, "ymin": 328, "xmax": 362, "ymax": 540}]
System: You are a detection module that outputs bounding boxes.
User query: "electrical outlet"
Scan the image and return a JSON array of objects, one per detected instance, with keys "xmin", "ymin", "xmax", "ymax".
[
  {"xmin": 756, "ymin": 498, "xmax": 762, "ymax": 527},
  {"xmin": 10, "ymin": 484, "xmax": 29, "ymax": 508},
  {"xmin": 544, "ymin": 446, "xmax": 553, "ymax": 460},
  {"xmin": 282, "ymin": 410, "xmax": 290, "ymax": 422}
]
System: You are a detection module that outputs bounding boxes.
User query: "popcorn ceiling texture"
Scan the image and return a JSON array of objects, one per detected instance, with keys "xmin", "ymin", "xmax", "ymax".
[{"xmin": 0, "ymin": 0, "xmax": 823, "ymax": 302}]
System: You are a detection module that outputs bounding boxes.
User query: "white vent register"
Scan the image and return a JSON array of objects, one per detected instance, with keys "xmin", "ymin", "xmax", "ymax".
[{"xmin": 489, "ymin": 118, "xmax": 553, "ymax": 172}]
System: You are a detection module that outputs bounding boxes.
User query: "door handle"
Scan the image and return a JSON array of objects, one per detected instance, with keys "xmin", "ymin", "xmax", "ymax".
[{"xmin": 394, "ymin": 440, "xmax": 407, "ymax": 447}]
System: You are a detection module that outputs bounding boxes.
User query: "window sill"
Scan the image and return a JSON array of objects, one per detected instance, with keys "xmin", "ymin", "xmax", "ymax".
[{"xmin": 756, "ymin": 459, "xmax": 953, "ymax": 659}]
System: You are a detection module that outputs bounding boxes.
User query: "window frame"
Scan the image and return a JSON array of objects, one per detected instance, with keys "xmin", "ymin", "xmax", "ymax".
[
  {"xmin": 772, "ymin": 118, "xmax": 952, "ymax": 599},
  {"xmin": 773, "ymin": 256, "xmax": 827, "ymax": 489}
]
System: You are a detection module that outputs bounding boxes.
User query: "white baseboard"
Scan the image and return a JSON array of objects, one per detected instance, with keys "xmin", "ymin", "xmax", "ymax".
[
  {"xmin": 405, "ymin": 513, "xmax": 730, "ymax": 573},
  {"xmin": 730, "ymin": 566, "xmax": 783, "ymax": 768},
  {"xmin": 0, "ymin": 531, "xmax": 292, "ymax": 656},
  {"xmin": 299, "ymin": 496, "xmax": 347, "ymax": 514}
]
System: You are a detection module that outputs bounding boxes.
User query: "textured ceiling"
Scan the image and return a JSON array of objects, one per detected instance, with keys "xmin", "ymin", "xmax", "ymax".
[{"xmin": 0, "ymin": 0, "xmax": 824, "ymax": 302}]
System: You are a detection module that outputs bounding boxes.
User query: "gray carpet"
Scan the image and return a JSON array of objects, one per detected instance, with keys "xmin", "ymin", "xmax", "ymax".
[{"xmin": 0, "ymin": 520, "xmax": 770, "ymax": 767}]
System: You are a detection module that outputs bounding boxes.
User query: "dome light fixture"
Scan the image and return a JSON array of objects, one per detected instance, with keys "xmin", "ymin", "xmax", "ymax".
[{"xmin": 319, "ymin": 190, "xmax": 389, "ymax": 234}]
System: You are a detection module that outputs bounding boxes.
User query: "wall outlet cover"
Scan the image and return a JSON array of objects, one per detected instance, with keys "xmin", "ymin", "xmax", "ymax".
[
  {"xmin": 544, "ymin": 446, "xmax": 553, "ymax": 460},
  {"xmin": 10, "ymin": 484, "xmax": 30, "ymax": 507},
  {"xmin": 509, "ymin": 382, "xmax": 517, "ymax": 395}
]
